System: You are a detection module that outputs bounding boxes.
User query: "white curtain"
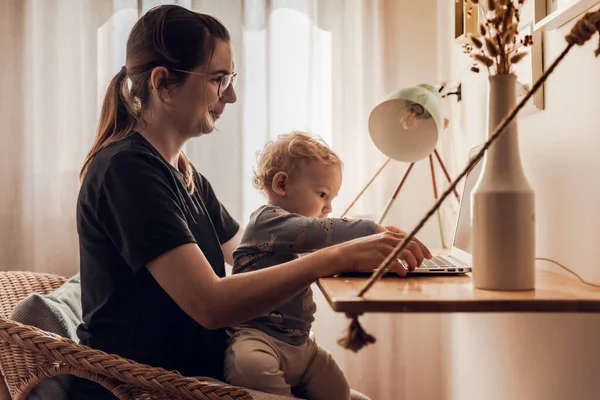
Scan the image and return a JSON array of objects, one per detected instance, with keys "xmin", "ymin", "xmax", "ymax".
[
  {"xmin": 0, "ymin": 0, "xmax": 128, "ymax": 276},
  {"xmin": 0, "ymin": 0, "xmax": 199, "ymax": 276}
]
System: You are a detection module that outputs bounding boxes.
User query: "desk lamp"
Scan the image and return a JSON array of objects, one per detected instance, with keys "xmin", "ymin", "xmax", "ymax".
[
  {"xmin": 369, "ymin": 84, "xmax": 443, "ymax": 162},
  {"xmin": 342, "ymin": 84, "xmax": 460, "ymax": 248}
]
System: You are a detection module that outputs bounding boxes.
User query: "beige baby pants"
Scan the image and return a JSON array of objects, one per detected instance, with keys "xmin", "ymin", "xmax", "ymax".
[{"xmin": 225, "ymin": 327, "xmax": 350, "ymax": 400}]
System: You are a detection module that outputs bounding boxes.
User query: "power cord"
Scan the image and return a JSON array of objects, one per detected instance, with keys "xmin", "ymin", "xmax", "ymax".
[{"xmin": 536, "ymin": 257, "xmax": 600, "ymax": 288}]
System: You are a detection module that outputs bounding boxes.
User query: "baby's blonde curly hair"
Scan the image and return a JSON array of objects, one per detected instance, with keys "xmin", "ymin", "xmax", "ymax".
[{"xmin": 253, "ymin": 131, "xmax": 343, "ymax": 191}]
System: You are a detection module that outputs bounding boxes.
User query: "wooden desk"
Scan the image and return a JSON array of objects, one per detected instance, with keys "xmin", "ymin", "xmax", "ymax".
[{"xmin": 317, "ymin": 271, "xmax": 600, "ymax": 314}]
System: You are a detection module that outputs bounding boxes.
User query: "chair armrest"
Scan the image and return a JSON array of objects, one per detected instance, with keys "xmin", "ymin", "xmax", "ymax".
[{"xmin": 0, "ymin": 317, "xmax": 252, "ymax": 400}]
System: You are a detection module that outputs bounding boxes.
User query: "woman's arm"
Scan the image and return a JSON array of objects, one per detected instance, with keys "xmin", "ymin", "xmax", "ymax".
[
  {"xmin": 221, "ymin": 226, "xmax": 243, "ymax": 266},
  {"xmin": 147, "ymin": 230, "xmax": 418, "ymax": 330}
]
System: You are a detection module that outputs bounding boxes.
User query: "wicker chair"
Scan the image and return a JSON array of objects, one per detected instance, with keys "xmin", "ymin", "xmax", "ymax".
[{"xmin": 0, "ymin": 271, "xmax": 252, "ymax": 400}]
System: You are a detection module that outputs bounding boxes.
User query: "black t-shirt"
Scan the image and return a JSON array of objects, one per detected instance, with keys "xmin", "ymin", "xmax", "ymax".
[{"xmin": 69, "ymin": 133, "xmax": 239, "ymax": 399}]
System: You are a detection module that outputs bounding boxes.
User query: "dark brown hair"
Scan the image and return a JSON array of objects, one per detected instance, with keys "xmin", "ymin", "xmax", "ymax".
[{"xmin": 80, "ymin": 5, "xmax": 230, "ymax": 194}]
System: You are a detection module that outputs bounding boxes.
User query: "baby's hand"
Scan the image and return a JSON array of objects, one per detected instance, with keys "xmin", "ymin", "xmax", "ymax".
[
  {"xmin": 384, "ymin": 225, "xmax": 406, "ymax": 235},
  {"xmin": 374, "ymin": 224, "xmax": 388, "ymax": 234},
  {"xmin": 374, "ymin": 224, "xmax": 405, "ymax": 235}
]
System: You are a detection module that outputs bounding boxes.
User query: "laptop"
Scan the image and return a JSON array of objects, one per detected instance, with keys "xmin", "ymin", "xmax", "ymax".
[
  {"xmin": 404, "ymin": 143, "xmax": 484, "ymax": 275},
  {"xmin": 340, "ymin": 144, "xmax": 483, "ymax": 276},
  {"xmin": 402, "ymin": 145, "xmax": 483, "ymax": 275}
]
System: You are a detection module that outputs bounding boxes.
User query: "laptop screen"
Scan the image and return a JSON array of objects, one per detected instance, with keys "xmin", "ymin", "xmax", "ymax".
[{"xmin": 452, "ymin": 149, "xmax": 484, "ymax": 254}]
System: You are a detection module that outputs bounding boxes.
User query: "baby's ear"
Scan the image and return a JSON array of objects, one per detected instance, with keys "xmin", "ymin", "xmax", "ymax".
[{"xmin": 271, "ymin": 172, "xmax": 288, "ymax": 196}]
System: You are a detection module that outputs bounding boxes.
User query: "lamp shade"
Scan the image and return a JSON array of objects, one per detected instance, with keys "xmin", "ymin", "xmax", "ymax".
[{"xmin": 368, "ymin": 84, "xmax": 444, "ymax": 163}]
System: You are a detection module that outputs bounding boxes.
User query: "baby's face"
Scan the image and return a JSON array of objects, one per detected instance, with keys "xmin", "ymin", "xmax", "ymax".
[{"xmin": 282, "ymin": 162, "xmax": 342, "ymax": 218}]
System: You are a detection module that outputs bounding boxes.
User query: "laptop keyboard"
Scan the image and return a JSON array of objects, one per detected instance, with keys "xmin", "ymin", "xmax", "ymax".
[
  {"xmin": 398, "ymin": 255, "xmax": 456, "ymax": 269},
  {"xmin": 421, "ymin": 256, "xmax": 455, "ymax": 268}
]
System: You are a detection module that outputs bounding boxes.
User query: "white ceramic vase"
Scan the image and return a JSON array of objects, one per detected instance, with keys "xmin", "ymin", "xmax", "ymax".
[{"xmin": 471, "ymin": 74, "xmax": 536, "ymax": 291}]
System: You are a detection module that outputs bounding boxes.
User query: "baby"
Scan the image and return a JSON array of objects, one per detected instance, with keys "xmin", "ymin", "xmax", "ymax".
[{"xmin": 225, "ymin": 131, "xmax": 385, "ymax": 400}]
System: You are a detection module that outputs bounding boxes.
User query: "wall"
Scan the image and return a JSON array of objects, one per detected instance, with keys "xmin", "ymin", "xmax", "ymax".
[
  {"xmin": 439, "ymin": 1, "xmax": 600, "ymax": 399},
  {"xmin": 377, "ymin": 0, "xmax": 458, "ymax": 251}
]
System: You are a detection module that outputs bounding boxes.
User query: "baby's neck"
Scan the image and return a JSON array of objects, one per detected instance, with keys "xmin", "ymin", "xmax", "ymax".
[
  {"xmin": 268, "ymin": 199, "xmax": 292, "ymax": 213},
  {"xmin": 266, "ymin": 196, "xmax": 298, "ymax": 215}
]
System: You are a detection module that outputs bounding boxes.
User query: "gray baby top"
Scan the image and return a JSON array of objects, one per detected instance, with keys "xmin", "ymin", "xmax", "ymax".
[{"xmin": 232, "ymin": 205, "xmax": 376, "ymax": 345}]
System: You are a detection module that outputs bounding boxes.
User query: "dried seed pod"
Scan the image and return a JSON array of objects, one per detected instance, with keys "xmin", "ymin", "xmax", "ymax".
[
  {"xmin": 565, "ymin": 11, "xmax": 598, "ymax": 45},
  {"xmin": 510, "ymin": 51, "xmax": 527, "ymax": 64},
  {"xmin": 493, "ymin": 16, "xmax": 502, "ymax": 30},
  {"xmin": 470, "ymin": 35, "xmax": 484, "ymax": 49},
  {"xmin": 485, "ymin": 38, "xmax": 500, "ymax": 57},
  {"xmin": 472, "ymin": 53, "xmax": 494, "ymax": 67},
  {"xmin": 504, "ymin": 26, "xmax": 515, "ymax": 44},
  {"xmin": 479, "ymin": 24, "xmax": 487, "ymax": 36},
  {"xmin": 504, "ymin": 3, "xmax": 514, "ymax": 25}
]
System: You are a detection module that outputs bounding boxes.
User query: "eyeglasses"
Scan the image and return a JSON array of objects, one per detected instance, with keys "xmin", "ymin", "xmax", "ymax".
[{"xmin": 171, "ymin": 69, "xmax": 238, "ymax": 98}]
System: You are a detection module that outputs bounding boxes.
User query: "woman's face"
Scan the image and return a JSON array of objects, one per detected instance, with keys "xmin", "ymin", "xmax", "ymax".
[{"xmin": 160, "ymin": 39, "xmax": 237, "ymax": 137}]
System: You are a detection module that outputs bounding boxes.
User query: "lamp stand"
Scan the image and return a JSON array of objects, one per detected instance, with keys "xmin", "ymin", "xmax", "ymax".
[
  {"xmin": 340, "ymin": 158, "xmax": 391, "ymax": 218},
  {"xmin": 341, "ymin": 149, "xmax": 459, "ymax": 249}
]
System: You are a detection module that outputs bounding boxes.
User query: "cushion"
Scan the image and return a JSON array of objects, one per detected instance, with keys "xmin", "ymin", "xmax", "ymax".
[
  {"xmin": 10, "ymin": 273, "xmax": 81, "ymax": 341},
  {"xmin": 10, "ymin": 273, "xmax": 82, "ymax": 400}
]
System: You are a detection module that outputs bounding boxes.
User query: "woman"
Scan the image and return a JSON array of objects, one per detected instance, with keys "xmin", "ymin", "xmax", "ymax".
[{"xmin": 70, "ymin": 5, "xmax": 430, "ymax": 399}]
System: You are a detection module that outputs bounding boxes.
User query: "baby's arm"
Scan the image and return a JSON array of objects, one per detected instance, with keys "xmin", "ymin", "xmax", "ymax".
[{"xmin": 255, "ymin": 206, "xmax": 377, "ymax": 253}]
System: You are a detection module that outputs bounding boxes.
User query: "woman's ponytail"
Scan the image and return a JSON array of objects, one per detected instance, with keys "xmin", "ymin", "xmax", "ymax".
[{"xmin": 80, "ymin": 67, "xmax": 138, "ymax": 182}]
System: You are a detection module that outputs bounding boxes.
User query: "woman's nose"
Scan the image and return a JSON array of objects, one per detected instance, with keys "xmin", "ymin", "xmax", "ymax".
[{"xmin": 222, "ymin": 85, "xmax": 237, "ymax": 104}]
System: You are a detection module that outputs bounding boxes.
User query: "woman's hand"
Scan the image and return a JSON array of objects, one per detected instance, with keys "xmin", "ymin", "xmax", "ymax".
[
  {"xmin": 384, "ymin": 225, "xmax": 432, "ymax": 261},
  {"xmin": 374, "ymin": 224, "xmax": 432, "ymax": 262},
  {"xmin": 334, "ymin": 229, "xmax": 431, "ymax": 276}
]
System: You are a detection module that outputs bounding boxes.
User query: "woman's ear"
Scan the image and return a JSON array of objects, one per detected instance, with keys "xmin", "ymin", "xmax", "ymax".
[
  {"xmin": 150, "ymin": 66, "xmax": 171, "ymax": 103},
  {"xmin": 271, "ymin": 172, "xmax": 288, "ymax": 196}
]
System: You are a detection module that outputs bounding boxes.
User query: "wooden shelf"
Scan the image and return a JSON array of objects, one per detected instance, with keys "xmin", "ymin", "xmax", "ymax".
[
  {"xmin": 535, "ymin": 0, "xmax": 600, "ymax": 31},
  {"xmin": 317, "ymin": 270, "xmax": 600, "ymax": 314}
]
